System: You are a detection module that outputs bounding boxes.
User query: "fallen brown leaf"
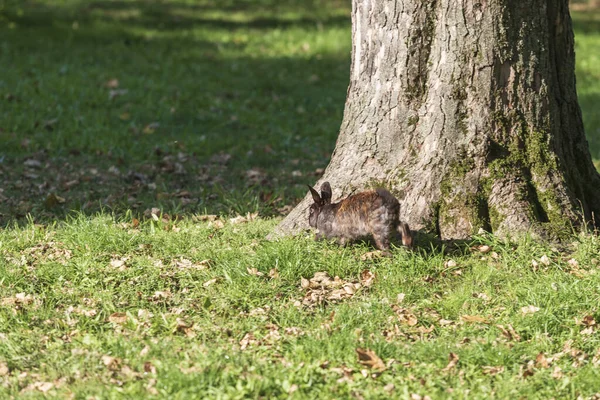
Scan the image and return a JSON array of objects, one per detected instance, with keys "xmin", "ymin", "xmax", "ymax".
[
  {"xmin": 477, "ymin": 245, "xmax": 491, "ymax": 253},
  {"xmin": 239, "ymin": 332, "xmax": 258, "ymax": 350},
  {"xmin": 143, "ymin": 122, "xmax": 160, "ymax": 134},
  {"xmin": 356, "ymin": 348, "xmax": 386, "ymax": 371},
  {"xmin": 0, "ymin": 362, "xmax": 8, "ymax": 376},
  {"xmin": 203, "ymin": 278, "xmax": 218, "ymax": 287},
  {"xmin": 520, "ymin": 305, "xmax": 540, "ymax": 315},
  {"xmin": 151, "ymin": 290, "xmax": 172, "ymax": 300},
  {"xmin": 582, "ymin": 315, "xmax": 596, "ymax": 327},
  {"xmin": 481, "ymin": 365, "xmax": 504, "ymax": 375},
  {"xmin": 522, "ymin": 360, "xmax": 535, "ymax": 378},
  {"xmin": 109, "ymin": 89, "xmax": 128, "ymax": 100},
  {"xmin": 247, "ymin": 267, "xmax": 264, "ymax": 277},
  {"xmin": 392, "ymin": 305, "xmax": 418, "ymax": 326},
  {"xmin": 230, "ymin": 212, "xmax": 258, "ymax": 225},
  {"xmin": 175, "ymin": 318, "xmax": 196, "ymax": 338},
  {"xmin": 496, "ymin": 324, "xmax": 521, "ymax": 341},
  {"xmin": 101, "ymin": 355, "xmax": 122, "ymax": 371},
  {"xmin": 360, "ymin": 269, "xmax": 375, "ymax": 287},
  {"xmin": 535, "ymin": 352, "xmax": 550, "ymax": 368},
  {"xmin": 460, "ymin": 315, "xmax": 489, "ymax": 324},
  {"xmin": 360, "ymin": 251, "xmax": 382, "ymax": 261},
  {"xmin": 144, "ymin": 361, "xmax": 157, "ymax": 374},
  {"xmin": 105, "ymin": 78, "xmax": 119, "ymax": 88},
  {"xmin": 108, "ymin": 312, "xmax": 127, "ymax": 324},
  {"xmin": 442, "ymin": 352, "xmax": 459, "ymax": 372},
  {"xmin": 551, "ymin": 366, "xmax": 564, "ymax": 379},
  {"xmin": 45, "ymin": 193, "xmax": 66, "ymax": 208}
]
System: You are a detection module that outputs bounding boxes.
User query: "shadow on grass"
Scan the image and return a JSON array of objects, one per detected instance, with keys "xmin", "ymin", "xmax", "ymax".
[
  {"xmin": 0, "ymin": 0, "xmax": 352, "ymax": 226},
  {"xmin": 1, "ymin": 0, "xmax": 599, "ymax": 235},
  {"xmin": 2, "ymin": 0, "xmax": 350, "ymax": 31}
]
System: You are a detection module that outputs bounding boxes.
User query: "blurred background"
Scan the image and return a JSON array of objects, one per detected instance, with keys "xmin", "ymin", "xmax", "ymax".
[{"xmin": 0, "ymin": 0, "xmax": 598, "ymax": 225}]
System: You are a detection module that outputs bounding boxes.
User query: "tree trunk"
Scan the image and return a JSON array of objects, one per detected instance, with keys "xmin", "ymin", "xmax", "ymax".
[{"xmin": 272, "ymin": 0, "xmax": 600, "ymax": 240}]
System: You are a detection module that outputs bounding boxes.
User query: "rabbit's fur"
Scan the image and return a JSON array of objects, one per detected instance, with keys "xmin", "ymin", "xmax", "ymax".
[{"xmin": 308, "ymin": 182, "xmax": 413, "ymax": 250}]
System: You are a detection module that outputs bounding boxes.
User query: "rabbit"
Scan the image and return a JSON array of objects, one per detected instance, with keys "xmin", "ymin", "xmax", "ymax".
[{"xmin": 307, "ymin": 182, "xmax": 413, "ymax": 251}]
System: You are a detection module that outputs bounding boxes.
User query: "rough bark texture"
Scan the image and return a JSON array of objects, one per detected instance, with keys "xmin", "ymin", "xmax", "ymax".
[{"xmin": 272, "ymin": 0, "xmax": 600, "ymax": 240}]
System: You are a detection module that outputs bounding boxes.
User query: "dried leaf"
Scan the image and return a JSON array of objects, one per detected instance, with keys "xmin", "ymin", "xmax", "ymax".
[
  {"xmin": 173, "ymin": 258, "xmax": 210, "ymax": 270},
  {"xmin": 175, "ymin": 318, "xmax": 196, "ymax": 338},
  {"xmin": 481, "ymin": 365, "xmax": 504, "ymax": 375},
  {"xmin": 108, "ymin": 312, "xmax": 127, "ymax": 324},
  {"xmin": 460, "ymin": 315, "xmax": 489, "ymax": 324},
  {"xmin": 477, "ymin": 245, "xmax": 491, "ymax": 253},
  {"xmin": 522, "ymin": 360, "xmax": 535, "ymax": 378},
  {"xmin": 23, "ymin": 159, "xmax": 42, "ymax": 168},
  {"xmin": 144, "ymin": 361, "xmax": 157, "ymax": 374},
  {"xmin": 360, "ymin": 251, "xmax": 382, "ymax": 261},
  {"xmin": 211, "ymin": 152, "xmax": 232, "ymax": 165},
  {"xmin": 101, "ymin": 355, "xmax": 121, "ymax": 371},
  {"xmin": 521, "ymin": 305, "xmax": 540, "ymax": 315},
  {"xmin": 247, "ymin": 267, "xmax": 264, "ymax": 276},
  {"xmin": 442, "ymin": 352, "xmax": 459, "ymax": 372},
  {"xmin": 496, "ymin": 324, "xmax": 521, "ymax": 341},
  {"xmin": 356, "ymin": 348, "xmax": 386, "ymax": 371},
  {"xmin": 1, "ymin": 293, "xmax": 34, "ymax": 307},
  {"xmin": 239, "ymin": 332, "xmax": 257, "ymax": 350},
  {"xmin": 535, "ymin": 352, "xmax": 550, "ymax": 368},
  {"xmin": 45, "ymin": 193, "xmax": 66, "ymax": 208},
  {"xmin": 474, "ymin": 292, "xmax": 490, "ymax": 301},
  {"xmin": 392, "ymin": 305, "xmax": 419, "ymax": 326},
  {"xmin": 196, "ymin": 214, "xmax": 218, "ymax": 222},
  {"xmin": 143, "ymin": 122, "xmax": 160, "ymax": 134},
  {"xmin": 444, "ymin": 259, "xmax": 457, "ymax": 268},
  {"xmin": 140, "ymin": 345, "xmax": 150, "ymax": 357},
  {"xmin": 105, "ymin": 78, "xmax": 119, "ymax": 88},
  {"xmin": 32, "ymin": 381, "xmax": 54, "ymax": 393},
  {"xmin": 0, "ymin": 362, "xmax": 9, "ymax": 376},
  {"xmin": 416, "ymin": 325, "xmax": 435, "ymax": 334},
  {"xmin": 360, "ymin": 270, "xmax": 375, "ymax": 287},
  {"xmin": 138, "ymin": 309, "xmax": 153, "ymax": 320},
  {"xmin": 230, "ymin": 212, "xmax": 258, "ymax": 225},
  {"xmin": 580, "ymin": 326, "xmax": 594, "ymax": 335},
  {"xmin": 203, "ymin": 278, "xmax": 218, "ymax": 287},
  {"xmin": 109, "ymin": 89, "xmax": 128, "ymax": 100},
  {"xmin": 551, "ymin": 366, "xmax": 564, "ymax": 379},
  {"xmin": 152, "ymin": 290, "xmax": 172, "ymax": 300},
  {"xmin": 109, "ymin": 257, "xmax": 128, "ymax": 269},
  {"xmin": 582, "ymin": 315, "xmax": 596, "ymax": 327},
  {"xmin": 210, "ymin": 220, "xmax": 225, "ymax": 229},
  {"xmin": 539, "ymin": 255, "xmax": 551, "ymax": 266}
]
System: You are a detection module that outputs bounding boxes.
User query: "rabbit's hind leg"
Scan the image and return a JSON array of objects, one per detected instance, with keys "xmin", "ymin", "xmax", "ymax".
[{"xmin": 372, "ymin": 231, "xmax": 391, "ymax": 251}]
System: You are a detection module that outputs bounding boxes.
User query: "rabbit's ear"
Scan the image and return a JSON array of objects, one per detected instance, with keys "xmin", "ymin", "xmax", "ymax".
[
  {"xmin": 320, "ymin": 182, "xmax": 332, "ymax": 204},
  {"xmin": 308, "ymin": 185, "xmax": 322, "ymax": 205}
]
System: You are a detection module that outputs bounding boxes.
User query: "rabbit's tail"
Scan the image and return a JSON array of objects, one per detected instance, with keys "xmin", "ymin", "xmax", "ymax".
[{"xmin": 397, "ymin": 221, "xmax": 413, "ymax": 248}]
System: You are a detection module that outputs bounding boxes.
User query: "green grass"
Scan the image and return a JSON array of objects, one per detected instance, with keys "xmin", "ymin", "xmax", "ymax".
[
  {"xmin": 1, "ymin": 1, "xmax": 600, "ymax": 398},
  {"xmin": 2, "ymin": 217, "xmax": 600, "ymax": 398},
  {"xmin": 0, "ymin": 0, "xmax": 351, "ymax": 223}
]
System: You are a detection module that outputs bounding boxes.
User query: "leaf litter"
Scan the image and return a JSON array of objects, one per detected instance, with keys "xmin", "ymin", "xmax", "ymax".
[{"xmin": 299, "ymin": 270, "xmax": 375, "ymax": 307}]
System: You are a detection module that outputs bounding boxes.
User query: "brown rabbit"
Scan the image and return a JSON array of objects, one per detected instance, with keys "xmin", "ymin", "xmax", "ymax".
[{"xmin": 308, "ymin": 182, "xmax": 413, "ymax": 250}]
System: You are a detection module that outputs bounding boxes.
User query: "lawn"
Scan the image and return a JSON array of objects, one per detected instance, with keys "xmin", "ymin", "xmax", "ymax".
[{"xmin": 1, "ymin": 1, "xmax": 600, "ymax": 398}]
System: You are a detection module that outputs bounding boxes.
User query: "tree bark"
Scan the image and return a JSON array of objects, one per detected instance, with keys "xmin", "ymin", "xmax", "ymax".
[{"xmin": 272, "ymin": 0, "xmax": 600, "ymax": 240}]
